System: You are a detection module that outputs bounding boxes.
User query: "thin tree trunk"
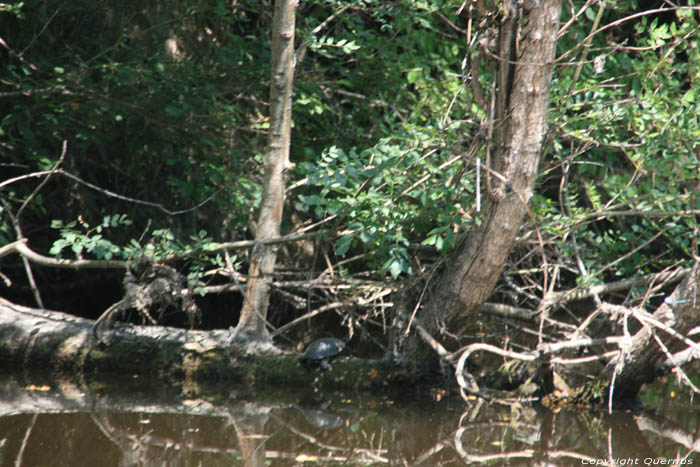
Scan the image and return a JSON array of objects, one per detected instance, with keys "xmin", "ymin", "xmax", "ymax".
[
  {"xmin": 235, "ymin": 0, "xmax": 297, "ymax": 339},
  {"xmin": 396, "ymin": 0, "xmax": 563, "ymax": 358}
]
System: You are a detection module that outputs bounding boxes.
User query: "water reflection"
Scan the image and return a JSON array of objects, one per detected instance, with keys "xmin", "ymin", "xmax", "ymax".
[{"xmin": 0, "ymin": 375, "xmax": 697, "ymax": 466}]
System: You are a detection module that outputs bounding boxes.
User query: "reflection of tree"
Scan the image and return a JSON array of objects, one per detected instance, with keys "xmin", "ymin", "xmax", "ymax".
[
  {"xmin": 91, "ymin": 411, "xmax": 209, "ymax": 466},
  {"xmin": 636, "ymin": 413, "xmax": 700, "ymax": 455},
  {"xmin": 232, "ymin": 411, "xmax": 269, "ymax": 467},
  {"xmin": 271, "ymin": 408, "xmax": 390, "ymax": 464},
  {"xmin": 411, "ymin": 404, "xmax": 698, "ymax": 466},
  {"xmin": 1, "ymin": 376, "xmax": 699, "ymax": 465}
]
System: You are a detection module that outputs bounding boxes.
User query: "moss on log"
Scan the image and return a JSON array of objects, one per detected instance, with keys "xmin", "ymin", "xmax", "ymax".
[{"xmin": 0, "ymin": 298, "xmax": 415, "ymax": 394}]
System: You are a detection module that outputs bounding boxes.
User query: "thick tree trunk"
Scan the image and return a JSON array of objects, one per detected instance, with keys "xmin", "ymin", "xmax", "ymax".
[
  {"xmin": 397, "ymin": 0, "xmax": 563, "ymax": 358},
  {"xmin": 235, "ymin": 0, "xmax": 297, "ymax": 339}
]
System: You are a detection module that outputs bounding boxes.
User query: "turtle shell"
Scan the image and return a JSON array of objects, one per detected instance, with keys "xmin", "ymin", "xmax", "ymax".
[{"xmin": 300, "ymin": 337, "xmax": 349, "ymax": 369}]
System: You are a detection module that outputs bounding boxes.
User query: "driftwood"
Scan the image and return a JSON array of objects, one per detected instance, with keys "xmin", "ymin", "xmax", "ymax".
[{"xmin": 0, "ymin": 297, "xmax": 406, "ymax": 393}]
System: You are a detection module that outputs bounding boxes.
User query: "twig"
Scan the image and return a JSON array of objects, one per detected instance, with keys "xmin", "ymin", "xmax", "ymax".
[
  {"xmin": 629, "ymin": 306, "xmax": 700, "ymax": 355},
  {"xmin": 434, "ymin": 10, "xmax": 466, "ymax": 35},
  {"xmin": 566, "ymin": 1, "xmax": 605, "ymax": 94},
  {"xmin": 650, "ymin": 332, "xmax": 700, "ymax": 394},
  {"xmin": 450, "ymin": 342, "xmax": 538, "ymax": 364},
  {"xmin": 2, "ymin": 143, "xmax": 67, "ymax": 308},
  {"xmin": 414, "ymin": 322, "xmax": 450, "ymax": 358},
  {"xmin": 271, "ymin": 287, "xmax": 391, "ymax": 337},
  {"xmin": 1, "ymin": 168, "xmax": 220, "ymax": 216},
  {"xmin": 1, "ymin": 203, "xmax": 43, "ymax": 308},
  {"xmin": 481, "ymin": 302, "xmax": 537, "ymax": 320},
  {"xmin": 271, "ymin": 301, "xmax": 346, "ymax": 337},
  {"xmin": 18, "ymin": 140, "xmax": 67, "ymax": 219},
  {"xmin": 452, "ymin": 341, "xmax": 540, "ymax": 398},
  {"xmin": 538, "ymin": 336, "xmax": 632, "ymax": 354},
  {"xmin": 541, "ymin": 267, "xmax": 689, "ymax": 310},
  {"xmin": 384, "ymin": 149, "xmax": 457, "ymax": 206},
  {"xmin": 557, "ymin": 7, "xmax": 700, "ymax": 63},
  {"xmin": 15, "ymin": 413, "xmax": 38, "ymax": 467},
  {"xmin": 557, "ymin": 0, "xmax": 598, "ymax": 39},
  {"xmin": 19, "ymin": 4, "xmax": 61, "ymax": 57},
  {"xmin": 164, "ymin": 230, "xmax": 325, "ymax": 261},
  {"xmin": 0, "ymin": 34, "xmax": 38, "ymax": 72},
  {"xmin": 294, "ymin": 5, "xmax": 350, "ymax": 65},
  {"xmin": 2, "ymin": 229, "xmax": 327, "ymax": 273},
  {"xmin": 400, "ymin": 264, "xmax": 441, "ymax": 344},
  {"xmin": 550, "ymin": 351, "xmax": 619, "ymax": 366}
]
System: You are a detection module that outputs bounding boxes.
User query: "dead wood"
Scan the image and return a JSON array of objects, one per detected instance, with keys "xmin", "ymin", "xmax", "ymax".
[
  {"xmin": 0, "ymin": 297, "xmax": 412, "ymax": 393},
  {"xmin": 93, "ymin": 255, "xmax": 201, "ymax": 341}
]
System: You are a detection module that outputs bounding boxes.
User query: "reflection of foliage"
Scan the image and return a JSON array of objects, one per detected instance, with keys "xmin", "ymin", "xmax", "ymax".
[{"xmin": 4, "ymin": 385, "xmax": 699, "ymax": 465}]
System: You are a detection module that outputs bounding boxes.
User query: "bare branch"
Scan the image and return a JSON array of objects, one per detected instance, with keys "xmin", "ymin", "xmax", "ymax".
[
  {"xmin": 557, "ymin": 6, "xmax": 700, "ymax": 64},
  {"xmin": 18, "ymin": 140, "xmax": 67, "ymax": 219},
  {"xmin": 541, "ymin": 267, "xmax": 689, "ymax": 309},
  {"xmin": 1, "ymin": 168, "xmax": 220, "ymax": 216}
]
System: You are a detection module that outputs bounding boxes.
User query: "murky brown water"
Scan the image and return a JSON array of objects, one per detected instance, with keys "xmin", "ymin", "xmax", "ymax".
[{"xmin": 0, "ymin": 373, "xmax": 697, "ymax": 466}]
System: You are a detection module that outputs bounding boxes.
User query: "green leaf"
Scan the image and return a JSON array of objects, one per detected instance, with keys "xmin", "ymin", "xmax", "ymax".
[
  {"xmin": 406, "ymin": 69, "xmax": 422, "ymax": 84},
  {"xmin": 165, "ymin": 104, "xmax": 183, "ymax": 117},
  {"xmin": 49, "ymin": 239, "xmax": 69, "ymax": 255},
  {"xmin": 336, "ymin": 234, "xmax": 354, "ymax": 256},
  {"xmin": 386, "ymin": 258, "xmax": 406, "ymax": 278}
]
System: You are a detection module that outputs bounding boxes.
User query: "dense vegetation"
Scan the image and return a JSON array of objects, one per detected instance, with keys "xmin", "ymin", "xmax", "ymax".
[{"xmin": 1, "ymin": 0, "xmax": 698, "ymax": 348}]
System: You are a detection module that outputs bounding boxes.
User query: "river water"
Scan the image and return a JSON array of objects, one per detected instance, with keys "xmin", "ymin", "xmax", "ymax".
[{"xmin": 0, "ymin": 373, "xmax": 697, "ymax": 466}]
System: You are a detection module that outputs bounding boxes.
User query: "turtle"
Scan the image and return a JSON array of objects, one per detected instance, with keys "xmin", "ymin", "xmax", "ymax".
[{"xmin": 300, "ymin": 337, "xmax": 351, "ymax": 370}]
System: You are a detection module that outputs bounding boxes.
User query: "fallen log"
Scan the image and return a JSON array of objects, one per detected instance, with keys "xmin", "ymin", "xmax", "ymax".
[{"xmin": 0, "ymin": 297, "xmax": 407, "ymax": 393}]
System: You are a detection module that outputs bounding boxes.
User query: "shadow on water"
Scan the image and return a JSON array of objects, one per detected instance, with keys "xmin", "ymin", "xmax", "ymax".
[{"xmin": 0, "ymin": 372, "xmax": 697, "ymax": 466}]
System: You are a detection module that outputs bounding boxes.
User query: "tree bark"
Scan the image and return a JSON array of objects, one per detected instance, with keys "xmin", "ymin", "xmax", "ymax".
[
  {"xmin": 397, "ymin": 0, "xmax": 563, "ymax": 359},
  {"xmin": 235, "ymin": 0, "xmax": 297, "ymax": 339},
  {"xmin": 0, "ymin": 298, "xmax": 406, "ymax": 393}
]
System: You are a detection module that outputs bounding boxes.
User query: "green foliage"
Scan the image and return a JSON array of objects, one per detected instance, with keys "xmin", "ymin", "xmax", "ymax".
[
  {"xmin": 0, "ymin": 2, "xmax": 24, "ymax": 17},
  {"xmin": 292, "ymin": 0, "xmax": 471, "ymax": 159},
  {"xmin": 1, "ymin": 0, "xmax": 265, "ymax": 240},
  {"xmin": 531, "ymin": 0, "xmax": 700, "ymax": 288},
  {"xmin": 2, "ymin": 0, "xmax": 698, "ymax": 300},
  {"xmin": 1, "ymin": 0, "xmax": 472, "ymax": 279},
  {"xmin": 288, "ymin": 1, "xmax": 477, "ymax": 276},
  {"xmin": 50, "ymin": 214, "xmax": 131, "ymax": 260},
  {"xmin": 49, "ymin": 214, "xmax": 232, "ymax": 294},
  {"xmin": 297, "ymin": 125, "xmax": 472, "ymax": 277}
]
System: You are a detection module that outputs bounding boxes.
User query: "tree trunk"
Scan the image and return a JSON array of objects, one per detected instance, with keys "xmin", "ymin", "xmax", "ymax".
[
  {"xmin": 396, "ymin": 0, "xmax": 563, "ymax": 359},
  {"xmin": 235, "ymin": 0, "xmax": 297, "ymax": 339}
]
